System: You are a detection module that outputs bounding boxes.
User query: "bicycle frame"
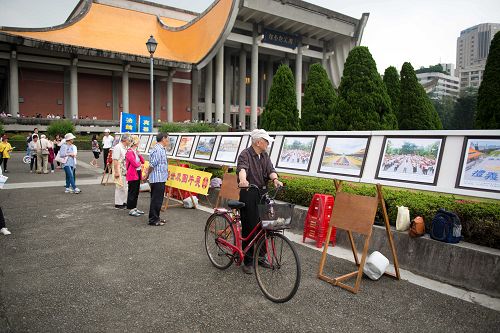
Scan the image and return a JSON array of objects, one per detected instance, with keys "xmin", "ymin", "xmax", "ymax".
[{"xmin": 214, "ymin": 210, "xmax": 267, "ymax": 265}]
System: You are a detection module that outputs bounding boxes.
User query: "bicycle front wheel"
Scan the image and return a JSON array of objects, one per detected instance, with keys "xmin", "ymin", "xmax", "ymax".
[
  {"xmin": 23, "ymin": 156, "xmax": 31, "ymax": 164},
  {"xmin": 254, "ymin": 232, "xmax": 301, "ymax": 303},
  {"xmin": 204, "ymin": 213, "xmax": 236, "ymax": 270}
]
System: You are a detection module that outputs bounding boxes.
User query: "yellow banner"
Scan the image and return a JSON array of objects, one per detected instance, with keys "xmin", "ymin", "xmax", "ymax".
[{"xmin": 166, "ymin": 165, "xmax": 212, "ymax": 195}]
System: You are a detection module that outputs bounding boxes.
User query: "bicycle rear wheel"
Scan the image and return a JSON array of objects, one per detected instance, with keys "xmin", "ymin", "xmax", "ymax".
[
  {"xmin": 23, "ymin": 155, "xmax": 31, "ymax": 164},
  {"xmin": 204, "ymin": 213, "xmax": 236, "ymax": 269},
  {"xmin": 254, "ymin": 232, "xmax": 301, "ymax": 303}
]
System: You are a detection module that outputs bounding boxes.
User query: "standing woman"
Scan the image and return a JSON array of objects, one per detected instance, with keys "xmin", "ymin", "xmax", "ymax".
[
  {"xmin": 53, "ymin": 134, "xmax": 62, "ymax": 169},
  {"xmin": 47, "ymin": 137, "xmax": 55, "ymax": 173},
  {"xmin": 59, "ymin": 133, "xmax": 81, "ymax": 194},
  {"xmin": 0, "ymin": 135, "xmax": 13, "ymax": 173},
  {"xmin": 28, "ymin": 134, "xmax": 39, "ymax": 173},
  {"xmin": 125, "ymin": 135, "xmax": 145, "ymax": 217},
  {"xmin": 91, "ymin": 134, "xmax": 101, "ymax": 167}
]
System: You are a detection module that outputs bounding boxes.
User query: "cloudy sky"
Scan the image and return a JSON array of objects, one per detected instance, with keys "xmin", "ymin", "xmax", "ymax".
[{"xmin": 0, "ymin": 0, "xmax": 499, "ymax": 73}]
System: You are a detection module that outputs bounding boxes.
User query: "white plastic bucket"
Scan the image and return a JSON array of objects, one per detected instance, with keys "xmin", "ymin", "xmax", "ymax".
[{"xmin": 363, "ymin": 251, "xmax": 389, "ymax": 280}]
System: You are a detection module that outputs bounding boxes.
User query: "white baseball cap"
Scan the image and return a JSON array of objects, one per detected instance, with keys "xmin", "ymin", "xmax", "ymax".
[
  {"xmin": 250, "ymin": 129, "xmax": 274, "ymax": 143},
  {"xmin": 104, "ymin": 128, "xmax": 110, "ymax": 133},
  {"xmin": 64, "ymin": 133, "xmax": 76, "ymax": 141}
]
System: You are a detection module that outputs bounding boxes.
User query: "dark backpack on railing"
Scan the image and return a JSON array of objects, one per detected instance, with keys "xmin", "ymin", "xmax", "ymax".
[{"xmin": 430, "ymin": 209, "xmax": 462, "ymax": 244}]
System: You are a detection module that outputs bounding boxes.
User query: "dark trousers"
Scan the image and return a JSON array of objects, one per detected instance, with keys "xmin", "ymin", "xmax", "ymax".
[
  {"xmin": 239, "ymin": 188, "xmax": 262, "ymax": 266},
  {"xmin": 149, "ymin": 182, "xmax": 165, "ymax": 224},
  {"xmin": 0, "ymin": 207, "xmax": 5, "ymax": 229},
  {"xmin": 103, "ymin": 148, "xmax": 110, "ymax": 173},
  {"xmin": 2, "ymin": 158, "xmax": 8, "ymax": 171},
  {"xmin": 127, "ymin": 171, "xmax": 141, "ymax": 209},
  {"xmin": 30, "ymin": 155, "xmax": 38, "ymax": 171}
]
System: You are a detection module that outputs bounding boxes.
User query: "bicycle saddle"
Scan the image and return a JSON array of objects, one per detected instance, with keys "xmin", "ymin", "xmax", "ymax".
[{"xmin": 227, "ymin": 200, "xmax": 245, "ymax": 209}]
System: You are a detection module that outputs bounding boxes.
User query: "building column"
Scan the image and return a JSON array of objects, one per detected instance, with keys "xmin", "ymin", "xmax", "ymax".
[
  {"xmin": 70, "ymin": 58, "xmax": 78, "ymax": 119},
  {"xmin": 215, "ymin": 46, "xmax": 224, "ymax": 123},
  {"xmin": 191, "ymin": 69, "xmax": 199, "ymax": 121},
  {"xmin": 295, "ymin": 43, "xmax": 303, "ymax": 118},
  {"xmin": 204, "ymin": 61, "xmax": 213, "ymax": 122},
  {"xmin": 122, "ymin": 63, "xmax": 130, "ymax": 113},
  {"xmin": 167, "ymin": 71, "xmax": 174, "ymax": 123},
  {"xmin": 155, "ymin": 75, "xmax": 162, "ymax": 122},
  {"xmin": 224, "ymin": 48, "xmax": 232, "ymax": 125},
  {"xmin": 112, "ymin": 73, "xmax": 120, "ymax": 120},
  {"xmin": 250, "ymin": 34, "xmax": 259, "ymax": 130},
  {"xmin": 266, "ymin": 57, "xmax": 274, "ymax": 97},
  {"xmin": 8, "ymin": 51, "xmax": 19, "ymax": 117},
  {"xmin": 238, "ymin": 48, "xmax": 246, "ymax": 130}
]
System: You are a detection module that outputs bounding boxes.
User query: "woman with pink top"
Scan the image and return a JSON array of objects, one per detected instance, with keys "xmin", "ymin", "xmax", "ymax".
[{"xmin": 126, "ymin": 135, "xmax": 145, "ymax": 217}]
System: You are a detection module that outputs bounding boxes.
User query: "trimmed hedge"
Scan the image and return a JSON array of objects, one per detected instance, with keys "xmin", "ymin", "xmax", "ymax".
[
  {"xmin": 8, "ymin": 139, "xmax": 92, "ymax": 151},
  {"xmin": 159, "ymin": 122, "xmax": 230, "ymax": 133},
  {"xmin": 276, "ymin": 175, "xmax": 500, "ymax": 249}
]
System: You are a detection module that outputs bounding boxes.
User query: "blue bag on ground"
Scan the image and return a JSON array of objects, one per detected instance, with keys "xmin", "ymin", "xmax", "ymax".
[{"xmin": 430, "ymin": 208, "xmax": 462, "ymax": 243}]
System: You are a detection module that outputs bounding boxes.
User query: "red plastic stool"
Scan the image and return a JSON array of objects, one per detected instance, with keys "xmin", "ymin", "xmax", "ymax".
[{"xmin": 303, "ymin": 194, "xmax": 336, "ymax": 248}]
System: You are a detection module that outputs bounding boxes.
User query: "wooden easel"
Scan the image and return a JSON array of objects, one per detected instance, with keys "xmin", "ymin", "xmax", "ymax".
[
  {"xmin": 100, "ymin": 161, "xmax": 114, "ymax": 185},
  {"xmin": 317, "ymin": 180, "xmax": 400, "ymax": 294},
  {"xmin": 213, "ymin": 172, "xmax": 239, "ymax": 208}
]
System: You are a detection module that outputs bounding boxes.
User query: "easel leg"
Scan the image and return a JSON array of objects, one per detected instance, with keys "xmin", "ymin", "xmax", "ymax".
[
  {"xmin": 347, "ymin": 231, "xmax": 360, "ymax": 265},
  {"xmin": 318, "ymin": 224, "xmax": 334, "ymax": 277},
  {"xmin": 376, "ymin": 184, "xmax": 401, "ymax": 279}
]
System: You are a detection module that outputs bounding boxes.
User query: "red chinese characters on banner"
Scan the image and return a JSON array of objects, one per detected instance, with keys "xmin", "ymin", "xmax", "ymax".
[{"xmin": 165, "ymin": 165, "xmax": 212, "ymax": 195}]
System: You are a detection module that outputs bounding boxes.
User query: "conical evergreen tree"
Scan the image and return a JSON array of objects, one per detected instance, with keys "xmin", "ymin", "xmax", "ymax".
[
  {"xmin": 383, "ymin": 66, "xmax": 401, "ymax": 120},
  {"xmin": 399, "ymin": 62, "xmax": 442, "ymax": 130},
  {"xmin": 300, "ymin": 63, "xmax": 336, "ymax": 130},
  {"xmin": 334, "ymin": 46, "xmax": 398, "ymax": 130},
  {"xmin": 476, "ymin": 31, "xmax": 500, "ymax": 129},
  {"xmin": 260, "ymin": 64, "xmax": 300, "ymax": 131}
]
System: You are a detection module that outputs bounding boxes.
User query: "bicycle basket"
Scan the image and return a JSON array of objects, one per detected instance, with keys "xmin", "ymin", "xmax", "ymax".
[{"xmin": 258, "ymin": 203, "xmax": 294, "ymax": 230}]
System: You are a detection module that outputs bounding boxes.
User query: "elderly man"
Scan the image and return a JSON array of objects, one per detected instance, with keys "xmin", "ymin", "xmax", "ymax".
[
  {"xmin": 112, "ymin": 133, "xmax": 131, "ymax": 209},
  {"xmin": 236, "ymin": 129, "xmax": 283, "ymax": 274},
  {"xmin": 102, "ymin": 129, "xmax": 114, "ymax": 173},
  {"xmin": 36, "ymin": 134, "xmax": 51, "ymax": 174},
  {"xmin": 146, "ymin": 132, "xmax": 170, "ymax": 226}
]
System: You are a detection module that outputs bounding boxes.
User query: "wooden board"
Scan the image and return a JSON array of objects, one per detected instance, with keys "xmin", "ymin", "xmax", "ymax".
[{"xmin": 329, "ymin": 192, "xmax": 378, "ymax": 236}]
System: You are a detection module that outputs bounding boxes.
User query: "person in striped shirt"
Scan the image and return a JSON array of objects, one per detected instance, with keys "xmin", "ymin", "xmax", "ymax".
[{"xmin": 146, "ymin": 132, "xmax": 170, "ymax": 226}]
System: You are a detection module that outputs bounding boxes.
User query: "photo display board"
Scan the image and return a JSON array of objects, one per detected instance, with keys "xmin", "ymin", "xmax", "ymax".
[{"xmin": 121, "ymin": 130, "xmax": 500, "ymax": 199}]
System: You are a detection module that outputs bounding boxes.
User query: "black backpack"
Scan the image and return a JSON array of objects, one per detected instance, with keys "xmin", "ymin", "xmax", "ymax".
[{"xmin": 430, "ymin": 209, "xmax": 462, "ymax": 244}]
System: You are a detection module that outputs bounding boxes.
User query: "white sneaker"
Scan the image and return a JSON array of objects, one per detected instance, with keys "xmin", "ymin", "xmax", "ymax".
[
  {"xmin": 51, "ymin": 170, "xmax": 54, "ymax": 173},
  {"xmin": 0, "ymin": 228, "xmax": 11, "ymax": 235},
  {"xmin": 129, "ymin": 209, "xmax": 141, "ymax": 217},
  {"xmin": 65, "ymin": 188, "xmax": 73, "ymax": 193},
  {"xmin": 135, "ymin": 209, "xmax": 145, "ymax": 215},
  {"xmin": 74, "ymin": 188, "xmax": 81, "ymax": 194}
]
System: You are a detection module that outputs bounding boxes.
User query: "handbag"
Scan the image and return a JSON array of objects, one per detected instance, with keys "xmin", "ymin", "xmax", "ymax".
[
  {"xmin": 409, "ymin": 216, "xmax": 426, "ymax": 237},
  {"xmin": 54, "ymin": 151, "xmax": 68, "ymax": 164},
  {"xmin": 396, "ymin": 206, "xmax": 410, "ymax": 231}
]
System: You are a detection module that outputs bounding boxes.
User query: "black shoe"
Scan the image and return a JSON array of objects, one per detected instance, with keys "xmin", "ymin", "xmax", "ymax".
[
  {"xmin": 241, "ymin": 265, "xmax": 253, "ymax": 275},
  {"xmin": 115, "ymin": 204, "xmax": 126, "ymax": 209}
]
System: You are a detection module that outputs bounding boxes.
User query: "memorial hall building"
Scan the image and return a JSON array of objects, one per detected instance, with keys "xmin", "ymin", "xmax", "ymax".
[{"xmin": 0, "ymin": 0, "xmax": 368, "ymax": 130}]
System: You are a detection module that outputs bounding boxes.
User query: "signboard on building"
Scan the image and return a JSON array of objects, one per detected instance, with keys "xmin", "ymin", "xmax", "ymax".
[{"xmin": 262, "ymin": 28, "xmax": 299, "ymax": 49}]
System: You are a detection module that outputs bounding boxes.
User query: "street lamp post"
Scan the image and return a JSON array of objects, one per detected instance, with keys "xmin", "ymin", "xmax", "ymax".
[{"xmin": 146, "ymin": 35, "xmax": 158, "ymax": 127}]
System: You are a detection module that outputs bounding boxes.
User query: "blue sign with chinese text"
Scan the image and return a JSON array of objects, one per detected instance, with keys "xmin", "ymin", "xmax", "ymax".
[
  {"xmin": 120, "ymin": 112, "xmax": 137, "ymax": 132},
  {"xmin": 139, "ymin": 115, "xmax": 152, "ymax": 133}
]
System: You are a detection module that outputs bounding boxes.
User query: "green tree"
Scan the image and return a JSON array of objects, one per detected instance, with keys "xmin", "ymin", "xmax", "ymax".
[
  {"xmin": 476, "ymin": 31, "xmax": 500, "ymax": 129},
  {"xmin": 399, "ymin": 62, "xmax": 442, "ymax": 130},
  {"xmin": 300, "ymin": 63, "xmax": 336, "ymax": 130},
  {"xmin": 383, "ymin": 66, "xmax": 401, "ymax": 119},
  {"xmin": 46, "ymin": 120, "xmax": 75, "ymax": 138},
  {"xmin": 334, "ymin": 46, "xmax": 398, "ymax": 130},
  {"xmin": 431, "ymin": 96, "xmax": 456, "ymax": 129},
  {"xmin": 452, "ymin": 88, "xmax": 478, "ymax": 129},
  {"xmin": 260, "ymin": 64, "xmax": 300, "ymax": 131}
]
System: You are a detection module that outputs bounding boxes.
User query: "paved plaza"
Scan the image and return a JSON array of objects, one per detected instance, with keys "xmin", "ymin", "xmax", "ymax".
[{"xmin": 1, "ymin": 152, "xmax": 499, "ymax": 332}]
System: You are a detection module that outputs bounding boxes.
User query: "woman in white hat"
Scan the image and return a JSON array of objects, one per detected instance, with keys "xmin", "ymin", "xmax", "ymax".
[{"xmin": 59, "ymin": 133, "xmax": 81, "ymax": 194}]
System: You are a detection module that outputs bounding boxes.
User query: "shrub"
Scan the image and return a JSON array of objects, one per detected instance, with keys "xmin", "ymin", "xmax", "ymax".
[
  {"xmin": 276, "ymin": 175, "xmax": 500, "ymax": 249},
  {"xmin": 159, "ymin": 123, "xmax": 184, "ymax": 133},
  {"xmin": 159, "ymin": 122, "xmax": 230, "ymax": 133},
  {"xmin": 47, "ymin": 120, "xmax": 75, "ymax": 138}
]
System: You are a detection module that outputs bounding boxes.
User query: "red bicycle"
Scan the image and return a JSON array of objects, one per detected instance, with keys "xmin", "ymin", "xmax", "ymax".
[{"xmin": 204, "ymin": 185, "xmax": 301, "ymax": 303}]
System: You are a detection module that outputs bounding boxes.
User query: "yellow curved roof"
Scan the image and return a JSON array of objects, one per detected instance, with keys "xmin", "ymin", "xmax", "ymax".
[{"xmin": 1, "ymin": 0, "xmax": 236, "ymax": 65}]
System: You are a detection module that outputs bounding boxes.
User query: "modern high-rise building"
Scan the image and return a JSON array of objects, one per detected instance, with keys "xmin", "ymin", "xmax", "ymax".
[{"xmin": 456, "ymin": 23, "xmax": 500, "ymax": 90}]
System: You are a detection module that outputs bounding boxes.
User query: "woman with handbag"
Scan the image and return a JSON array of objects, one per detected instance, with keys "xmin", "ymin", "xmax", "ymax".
[
  {"xmin": 90, "ymin": 134, "xmax": 101, "ymax": 167},
  {"xmin": 125, "ymin": 135, "xmax": 145, "ymax": 217},
  {"xmin": 0, "ymin": 135, "xmax": 13, "ymax": 173},
  {"xmin": 58, "ymin": 133, "xmax": 81, "ymax": 194}
]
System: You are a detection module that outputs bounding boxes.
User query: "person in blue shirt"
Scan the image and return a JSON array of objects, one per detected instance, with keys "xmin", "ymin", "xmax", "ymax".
[
  {"xmin": 59, "ymin": 133, "xmax": 81, "ymax": 194},
  {"xmin": 146, "ymin": 132, "xmax": 170, "ymax": 226}
]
